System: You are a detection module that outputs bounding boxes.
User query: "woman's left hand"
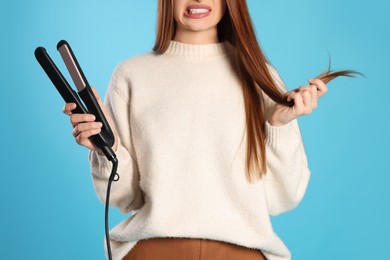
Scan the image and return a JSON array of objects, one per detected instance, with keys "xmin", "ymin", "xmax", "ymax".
[{"xmin": 268, "ymin": 78, "xmax": 328, "ymax": 126}]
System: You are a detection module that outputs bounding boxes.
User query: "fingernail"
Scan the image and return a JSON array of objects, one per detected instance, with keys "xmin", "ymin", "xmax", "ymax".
[
  {"xmin": 308, "ymin": 78, "xmax": 314, "ymax": 82},
  {"xmin": 89, "ymin": 115, "xmax": 96, "ymax": 121}
]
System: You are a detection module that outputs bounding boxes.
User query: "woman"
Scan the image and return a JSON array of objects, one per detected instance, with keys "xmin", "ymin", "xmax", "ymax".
[{"xmin": 63, "ymin": 0, "xmax": 357, "ymax": 259}]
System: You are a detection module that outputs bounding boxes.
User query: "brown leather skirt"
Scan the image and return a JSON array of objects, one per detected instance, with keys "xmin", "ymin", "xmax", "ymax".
[{"xmin": 123, "ymin": 237, "xmax": 267, "ymax": 260}]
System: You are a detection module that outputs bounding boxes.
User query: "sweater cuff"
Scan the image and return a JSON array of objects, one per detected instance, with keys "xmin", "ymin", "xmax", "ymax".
[
  {"xmin": 88, "ymin": 137, "xmax": 124, "ymax": 177},
  {"xmin": 265, "ymin": 119, "xmax": 296, "ymax": 147}
]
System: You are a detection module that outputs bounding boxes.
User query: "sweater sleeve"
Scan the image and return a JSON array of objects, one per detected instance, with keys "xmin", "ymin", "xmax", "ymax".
[
  {"xmin": 262, "ymin": 64, "xmax": 311, "ymax": 216},
  {"xmin": 88, "ymin": 65, "xmax": 144, "ymax": 214}
]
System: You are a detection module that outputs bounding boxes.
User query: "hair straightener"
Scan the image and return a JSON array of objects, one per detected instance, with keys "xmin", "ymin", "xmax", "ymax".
[{"xmin": 34, "ymin": 40, "xmax": 119, "ymax": 260}]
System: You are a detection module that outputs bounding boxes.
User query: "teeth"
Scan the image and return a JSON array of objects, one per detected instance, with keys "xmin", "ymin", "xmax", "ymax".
[{"xmin": 188, "ymin": 8, "xmax": 210, "ymax": 14}]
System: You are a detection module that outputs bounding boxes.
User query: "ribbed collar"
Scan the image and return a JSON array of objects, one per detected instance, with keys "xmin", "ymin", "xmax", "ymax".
[{"xmin": 164, "ymin": 40, "xmax": 235, "ymax": 59}]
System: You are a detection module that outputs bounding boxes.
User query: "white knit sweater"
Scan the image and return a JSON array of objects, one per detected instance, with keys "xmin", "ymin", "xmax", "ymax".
[{"xmin": 88, "ymin": 40, "xmax": 310, "ymax": 260}]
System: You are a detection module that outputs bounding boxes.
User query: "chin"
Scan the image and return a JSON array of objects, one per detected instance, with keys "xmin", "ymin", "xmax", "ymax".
[{"xmin": 185, "ymin": 22, "xmax": 217, "ymax": 32}]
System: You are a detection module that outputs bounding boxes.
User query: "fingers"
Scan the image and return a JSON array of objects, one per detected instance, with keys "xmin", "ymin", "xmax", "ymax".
[
  {"xmin": 300, "ymin": 85, "xmax": 318, "ymax": 109},
  {"xmin": 62, "ymin": 102, "xmax": 76, "ymax": 115},
  {"xmin": 70, "ymin": 113, "xmax": 96, "ymax": 128},
  {"xmin": 72, "ymin": 121, "xmax": 103, "ymax": 138},
  {"xmin": 309, "ymin": 78, "xmax": 328, "ymax": 97},
  {"xmin": 301, "ymin": 88, "xmax": 313, "ymax": 114},
  {"xmin": 286, "ymin": 84, "xmax": 319, "ymax": 116},
  {"xmin": 287, "ymin": 91, "xmax": 304, "ymax": 115},
  {"xmin": 68, "ymin": 113, "xmax": 101, "ymax": 149},
  {"xmin": 73, "ymin": 123, "xmax": 102, "ymax": 147},
  {"xmin": 60, "ymin": 86, "xmax": 106, "ymax": 151}
]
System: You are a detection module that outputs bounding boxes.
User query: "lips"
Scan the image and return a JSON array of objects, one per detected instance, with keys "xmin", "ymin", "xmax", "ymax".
[{"xmin": 185, "ymin": 4, "xmax": 212, "ymax": 19}]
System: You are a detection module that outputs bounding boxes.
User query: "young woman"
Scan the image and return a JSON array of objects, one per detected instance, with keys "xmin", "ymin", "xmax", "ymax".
[{"xmin": 63, "ymin": 0, "xmax": 357, "ymax": 259}]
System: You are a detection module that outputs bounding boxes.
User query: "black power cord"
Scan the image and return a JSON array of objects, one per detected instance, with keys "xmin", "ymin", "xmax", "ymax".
[{"xmin": 100, "ymin": 146, "xmax": 120, "ymax": 260}]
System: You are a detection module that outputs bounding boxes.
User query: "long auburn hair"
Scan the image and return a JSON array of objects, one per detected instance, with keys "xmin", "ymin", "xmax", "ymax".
[{"xmin": 153, "ymin": 0, "xmax": 362, "ymax": 183}]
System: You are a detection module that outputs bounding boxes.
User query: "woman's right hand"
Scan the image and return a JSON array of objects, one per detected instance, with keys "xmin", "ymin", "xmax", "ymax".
[{"xmin": 62, "ymin": 86, "xmax": 118, "ymax": 155}]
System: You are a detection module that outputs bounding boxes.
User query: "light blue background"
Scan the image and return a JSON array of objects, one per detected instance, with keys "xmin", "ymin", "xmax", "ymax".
[{"xmin": 1, "ymin": 0, "xmax": 389, "ymax": 259}]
